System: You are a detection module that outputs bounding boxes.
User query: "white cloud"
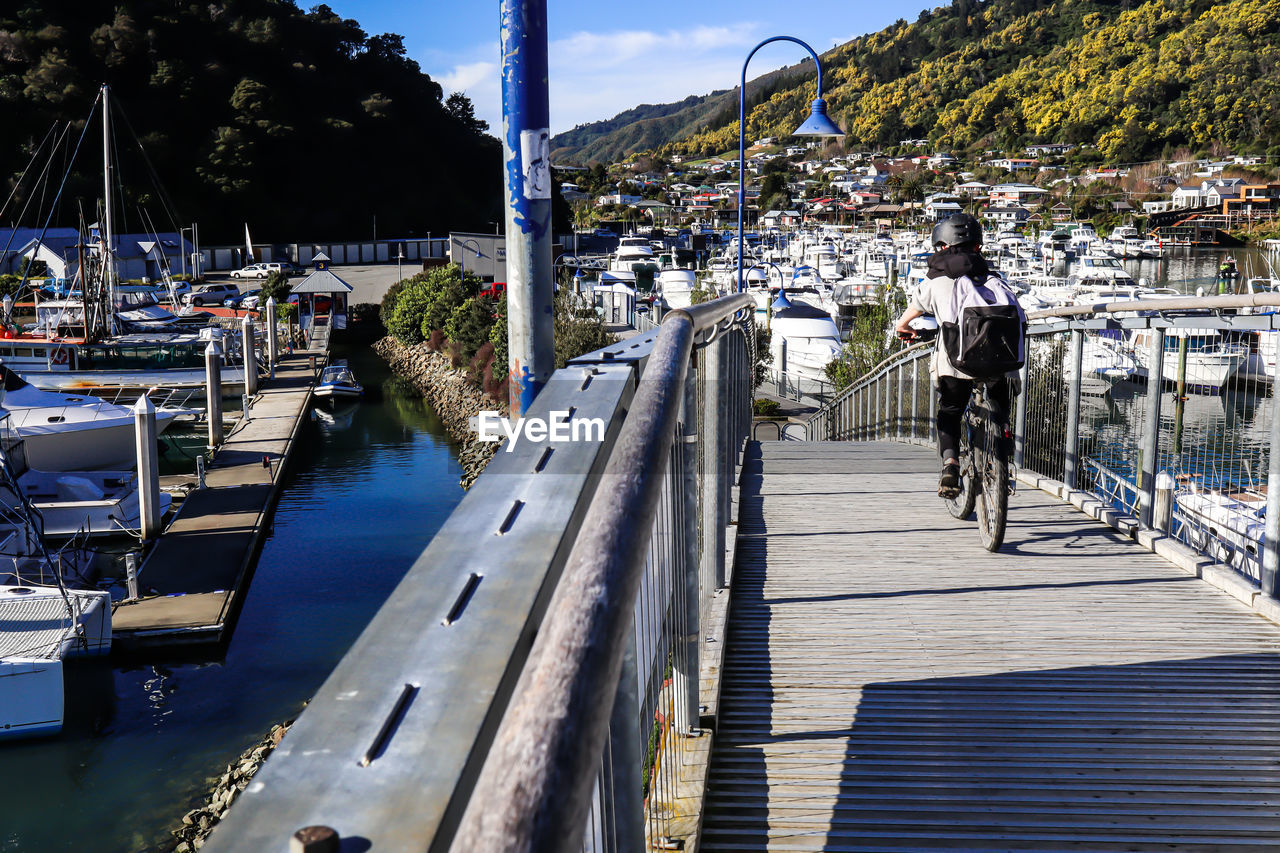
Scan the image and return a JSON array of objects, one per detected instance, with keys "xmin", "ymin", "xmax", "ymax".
[
  {"xmin": 433, "ymin": 21, "xmax": 853, "ymax": 139},
  {"xmin": 440, "ymin": 60, "xmax": 497, "ymax": 93}
]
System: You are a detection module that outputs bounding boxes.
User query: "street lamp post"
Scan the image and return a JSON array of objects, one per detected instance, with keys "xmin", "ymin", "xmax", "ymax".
[
  {"xmin": 458, "ymin": 238, "xmax": 482, "ymax": 281},
  {"xmin": 737, "ymin": 36, "xmax": 844, "ymax": 291},
  {"xmin": 396, "ymin": 245, "xmax": 405, "ymax": 285}
]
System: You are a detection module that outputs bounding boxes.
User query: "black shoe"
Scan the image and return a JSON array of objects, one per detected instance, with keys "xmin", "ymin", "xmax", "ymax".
[{"xmin": 938, "ymin": 463, "xmax": 961, "ymax": 498}]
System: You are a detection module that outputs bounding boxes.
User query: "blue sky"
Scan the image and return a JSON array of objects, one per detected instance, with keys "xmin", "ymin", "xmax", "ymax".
[{"xmin": 325, "ymin": 1, "xmax": 933, "ymax": 137}]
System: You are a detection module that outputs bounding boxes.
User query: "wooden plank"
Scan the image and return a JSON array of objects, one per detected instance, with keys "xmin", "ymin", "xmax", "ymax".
[{"xmin": 700, "ymin": 440, "xmax": 1280, "ymax": 851}]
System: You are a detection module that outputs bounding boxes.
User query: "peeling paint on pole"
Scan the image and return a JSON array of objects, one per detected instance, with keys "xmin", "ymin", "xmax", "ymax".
[{"xmin": 501, "ymin": 0, "xmax": 554, "ymax": 416}]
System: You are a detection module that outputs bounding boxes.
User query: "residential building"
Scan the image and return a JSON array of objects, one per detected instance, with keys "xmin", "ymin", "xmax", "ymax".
[
  {"xmin": 982, "ymin": 206, "xmax": 1032, "ymax": 225},
  {"xmin": 989, "ymin": 183, "xmax": 1048, "ymax": 206}
]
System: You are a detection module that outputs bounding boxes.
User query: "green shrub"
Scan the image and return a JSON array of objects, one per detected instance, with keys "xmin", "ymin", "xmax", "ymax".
[
  {"xmin": 753, "ymin": 398, "xmax": 782, "ymax": 416},
  {"xmin": 445, "ymin": 295, "xmax": 496, "ymax": 361},
  {"xmin": 554, "ymin": 287, "xmax": 615, "ymax": 367},
  {"xmin": 489, "ymin": 292, "xmax": 509, "ymax": 371},
  {"xmin": 386, "ymin": 277, "xmax": 438, "ymax": 344}
]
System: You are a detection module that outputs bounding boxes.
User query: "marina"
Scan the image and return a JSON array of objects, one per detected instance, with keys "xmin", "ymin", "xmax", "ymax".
[
  {"xmin": 0, "ymin": 345, "xmax": 465, "ymax": 849},
  {"xmin": 110, "ymin": 349, "xmax": 324, "ymax": 650}
]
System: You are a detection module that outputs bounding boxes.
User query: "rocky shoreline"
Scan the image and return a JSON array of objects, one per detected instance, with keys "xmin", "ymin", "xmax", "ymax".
[
  {"xmin": 168, "ymin": 720, "xmax": 293, "ymax": 851},
  {"xmin": 373, "ymin": 335, "xmax": 507, "ymax": 488}
]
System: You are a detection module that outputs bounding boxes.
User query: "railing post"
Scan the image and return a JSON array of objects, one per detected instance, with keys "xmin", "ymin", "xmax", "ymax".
[
  {"xmin": 872, "ymin": 375, "xmax": 880, "ymax": 439},
  {"xmin": 1263, "ymin": 335, "xmax": 1280, "ymax": 597},
  {"xmin": 676, "ymin": 358, "xmax": 701, "ymax": 733},
  {"xmin": 1015, "ymin": 355, "xmax": 1030, "ymax": 468},
  {"xmin": 606, "ymin": 631, "xmax": 645, "ymax": 852},
  {"xmin": 1063, "ymin": 329, "xmax": 1084, "ymax": 490},
  {"xmin": 911, "ymin": 356, "xmax": 920, "ymax": 442},
  {"xmin": 928, "ymin": 367, "xmax": 937, "ymax": 447},
  {"xmin": 702, "ymin": 338, "xmax": 726, "ymax": 590},
  {"xmin": 896, "ymin": 362, "xmax": 904, "ymax": 440},
  {"xmin": 718, "ymin": 336, "xmax": 732, "ymax": 532},
  {"xmin": 1138, "ymin": 327, "xmax": 1165, "ymax": 527}
]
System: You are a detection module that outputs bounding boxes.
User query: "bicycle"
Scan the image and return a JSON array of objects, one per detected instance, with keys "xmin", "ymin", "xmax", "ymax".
[{"xmin": 943, "ymin": 379, "xmax": 1015, "ymax": 552}]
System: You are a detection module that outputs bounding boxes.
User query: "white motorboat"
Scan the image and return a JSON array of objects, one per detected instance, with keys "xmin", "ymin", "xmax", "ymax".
[
  {"xmin": 314, "ymin": 364, "xmax": 363, "ymax": 402},
  {"xmin": 1129, "ymin": 328, "xmax": 1248, "ymax": 392},
  {"xmin": 1176, "ymin": 484, "xmax": 1265, "ymax": 580},
  {"xmin": 656, "ymin": 268, "xmax": 697, "ymax": 310},
  {"xmin": 1067, "ymin": 254, "xmax": 1138, "ymax": 290},
  {"xmin": 1063, "ymin": 333, "xmax": 1143, "ymax": 395},
  {"xmin": 0, "ymin": 428, "xmax": 110, "ymax": 740},
  {"xmin": 770, "ymin": 298, "xmax": 843, "ymax": 383},
  {"xmin": 19, "ymin": 468, "xmax": 172, "ymax": 538},
  {"xmin": 0, "ymin": 366, "xmax": 186, "ymax": 470},
  {"xmin": 0, "ymin": 584, "xmax": 112, "ymax": 739}
]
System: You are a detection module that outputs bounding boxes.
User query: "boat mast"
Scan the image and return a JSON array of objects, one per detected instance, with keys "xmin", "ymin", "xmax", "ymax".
[{"xmin": 101, "ymin": 84, "xmax": 116, "ymax": 337}]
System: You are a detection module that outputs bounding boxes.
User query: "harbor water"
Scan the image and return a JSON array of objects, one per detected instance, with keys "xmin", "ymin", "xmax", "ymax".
[{"xmin": 0, "ymin": 345, "xmax": 466, "ymax": 852}]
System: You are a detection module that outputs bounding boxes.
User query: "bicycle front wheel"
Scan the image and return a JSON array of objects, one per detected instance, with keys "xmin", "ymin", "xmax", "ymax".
[
  {"xmin": 976, "ymin": 428, "xmax": 1009, "ymax": 552},
  {"xmin": 944, "ymin": 417, "xmax": 978, "ymax": 520}
]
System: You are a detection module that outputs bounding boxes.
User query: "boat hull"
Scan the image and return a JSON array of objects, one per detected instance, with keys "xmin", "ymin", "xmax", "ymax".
[{"xmin": 15, "ymin": 411, "xmax": 181, "ymax": 471}]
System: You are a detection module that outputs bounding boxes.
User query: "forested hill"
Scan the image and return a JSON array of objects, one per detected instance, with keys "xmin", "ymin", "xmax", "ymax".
[
  {"xmin": 0, "ymin": 1, "xmax": 501, "ymax": 243},
  {"xmin": 562, "ymin": 0, "xmax": 1280, "ymax": 164},
  {"xmin": 549, "ymin": 61, "xmax": 817, "ymax": 164}
]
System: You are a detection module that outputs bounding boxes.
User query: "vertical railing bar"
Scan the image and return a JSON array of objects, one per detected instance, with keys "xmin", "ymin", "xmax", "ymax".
[
  {"xmin": 675, "ymin": 357, "xmax": 700, "ymax": 732},
  {"xmin": 1063, "ymin": 328, "xmax": 1085, "ymax": 491},
  {"xmin": 1264, "ymin": 335, "xmax": 1280, "ymax": 597},
  {"xmin": 607, "ymin": 630, "xmax": 645, "ymax": 853},
  {"xmin": 1138, "ymin": 326, "xmax": 1166, "ymax": 528},
  {"xmin": 912, "ymin": 355, "xmax": 920, "ymax": 443},
  {"xmin": 1015, "ymin": 354, "xmax": 1030, "ymax": 468}
]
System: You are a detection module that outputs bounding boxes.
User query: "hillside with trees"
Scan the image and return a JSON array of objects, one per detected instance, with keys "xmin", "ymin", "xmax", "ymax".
[
  {"xmin": 549, "ymin": 61, "xmax": 820, "ymax": 165},
  {"xmin": 0, "ymin": 0, "xmax": 501, "ymax": 242},
  {"xmin": 554, "ymin": 0, "xmax": 1280, "ymax": 165}
]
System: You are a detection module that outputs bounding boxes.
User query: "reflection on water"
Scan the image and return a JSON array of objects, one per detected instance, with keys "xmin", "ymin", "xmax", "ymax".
[
  {"xmin": 0, "ymin": 345, "xmax": 465, "ymax": 852},
  {"xmin": 1081, "ymin": 381, "xmax": 1273, "ymax": 489}
]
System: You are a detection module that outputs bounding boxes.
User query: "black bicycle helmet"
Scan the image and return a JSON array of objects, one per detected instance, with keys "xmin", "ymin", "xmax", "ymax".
[{"xmin": 931, "ymin": 213, "xmax": 983, "ymax": 248}]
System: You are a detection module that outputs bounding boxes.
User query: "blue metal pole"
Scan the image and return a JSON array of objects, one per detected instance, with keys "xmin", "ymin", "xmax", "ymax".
[
  {"xmin": 738, "ymin": 36, "xmax": 825, "ymax": 292},
  {"xmin": 502, "ymin": 0, "xmax": 554, "ymax": 415}
]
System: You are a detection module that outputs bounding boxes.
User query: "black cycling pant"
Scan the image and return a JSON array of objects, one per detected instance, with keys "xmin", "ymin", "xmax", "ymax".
[{"xmin": 936, "ymin": 376, "xmax": 1012, "ymax": 463}]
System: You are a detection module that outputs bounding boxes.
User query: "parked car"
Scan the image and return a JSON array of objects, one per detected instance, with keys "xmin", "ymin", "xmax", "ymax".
[
  {"xmin": 223, "ymin": 289, "xmax": 262, "ymax": 309},
  {"xmin": 183, "ymin": 283, "xmax": 241, "ymax": 307},
  {"xmin": 230, "ymin": 262, "xmax": 287, "ymax": 279}
]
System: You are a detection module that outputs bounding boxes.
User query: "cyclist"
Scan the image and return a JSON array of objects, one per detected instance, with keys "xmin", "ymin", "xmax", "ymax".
[{"xmin": 894, "ymin": 213, "xmax": 1018, "ymax": 499}]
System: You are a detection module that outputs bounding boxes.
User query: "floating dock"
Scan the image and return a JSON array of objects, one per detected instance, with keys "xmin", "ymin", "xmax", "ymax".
[{"xmin": 110, "ymin": 351, "xmax": 322, "ymax": 650}]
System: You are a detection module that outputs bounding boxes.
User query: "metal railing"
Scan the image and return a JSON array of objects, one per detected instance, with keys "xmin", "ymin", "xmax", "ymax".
[
  {"xmin": 203, "ymin": 293, "xmax": 756, "ymax": 852},
  {"xmin": 808, "ymin": 293, "xmax": 1280, "ymax": 597}
]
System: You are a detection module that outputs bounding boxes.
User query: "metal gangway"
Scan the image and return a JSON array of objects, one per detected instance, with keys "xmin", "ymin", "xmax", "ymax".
[{"xmin": 204, "ymin": 293, "xmax": 1280, "ymax": 851}]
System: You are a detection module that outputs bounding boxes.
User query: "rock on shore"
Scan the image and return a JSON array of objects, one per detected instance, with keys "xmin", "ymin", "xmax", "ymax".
[
  {"xmin": 373, "ymin": 336, "xmax": 507, "ymax": 488},
  {"xmin": 169, "ymin": 721, "xmax": 292, "ymax": 852}
]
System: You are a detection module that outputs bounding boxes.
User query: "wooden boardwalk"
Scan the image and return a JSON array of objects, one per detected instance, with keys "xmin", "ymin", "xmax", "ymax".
[
  {"xmin": 701, "ymin": 441, "xmax": 1280, "ymax": 851},
  {"xmin": 110, "ymin": 352, "xmax": 320, "ymax": 649}
]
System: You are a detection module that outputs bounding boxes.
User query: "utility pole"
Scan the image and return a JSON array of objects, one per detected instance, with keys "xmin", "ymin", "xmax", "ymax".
[{"xmin": 501, "ymin": 0, "xmax": 554, "ymax": 415}]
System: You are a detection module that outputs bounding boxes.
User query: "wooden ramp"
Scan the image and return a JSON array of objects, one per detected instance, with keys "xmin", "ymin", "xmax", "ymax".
[{"xmin": 701, "ymin": 441, "xmax": 1280, "ymax": 851}]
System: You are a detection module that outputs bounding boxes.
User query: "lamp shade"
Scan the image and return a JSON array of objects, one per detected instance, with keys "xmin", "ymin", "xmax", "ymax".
[
  {"xmin": 771, "ymin": 288, "xmax": 793, "ymax": 311},
  {"xmin": 792, "ymin": 97, "xmax": 844, "ymax": 138}
]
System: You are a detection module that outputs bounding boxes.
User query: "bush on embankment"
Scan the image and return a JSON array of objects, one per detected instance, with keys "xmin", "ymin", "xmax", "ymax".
[{"xmin": 380, "ymin": 263, "xmax": 616, "ymax": 402}]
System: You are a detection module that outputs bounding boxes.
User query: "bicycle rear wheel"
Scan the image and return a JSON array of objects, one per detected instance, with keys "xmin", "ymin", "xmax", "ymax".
[
  {"xmin": 976, "ymin": 421, "xmax": 1009, "ymax": 552},
  {"xmin": 944, "ymin": 415, "xmax": 978, "ymax": 520}
]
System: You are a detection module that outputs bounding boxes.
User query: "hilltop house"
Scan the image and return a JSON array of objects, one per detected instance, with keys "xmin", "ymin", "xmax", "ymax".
[{"xmin": 989, "ymin": 183, "xmax": 1048, "ymax": 206}]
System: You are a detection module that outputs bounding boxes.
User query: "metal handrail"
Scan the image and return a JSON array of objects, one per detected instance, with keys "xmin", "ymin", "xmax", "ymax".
[
  {"xmin": 1028, "ymin": 292, "xmax": 1280, "ymax": 320},
  {"xmin": 455, "ymin": 293, "xmax": 754, "ymax": 851}
]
